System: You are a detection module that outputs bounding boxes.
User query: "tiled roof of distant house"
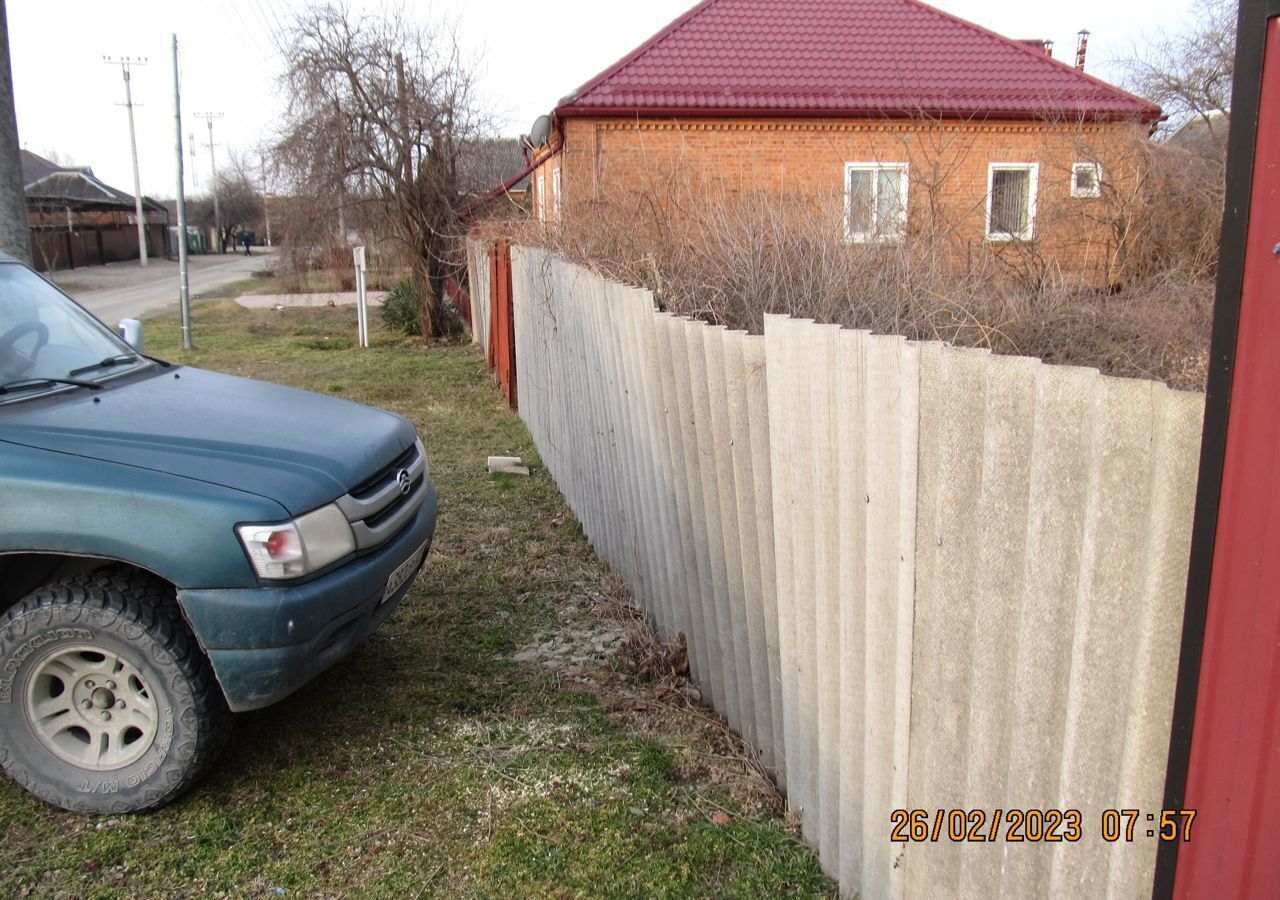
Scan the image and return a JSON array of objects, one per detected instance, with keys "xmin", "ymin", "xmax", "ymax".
[
  {"xmin": 557, "ymin": 0, "xmax": 1160, "ymax": 122},
  {"xmin": 20, "ymin": 149, "xmax": 165, "ymax": 212},
  {"xmin": 1168, "ymin": 111, "xmax": 1230, "ymax": 156}
]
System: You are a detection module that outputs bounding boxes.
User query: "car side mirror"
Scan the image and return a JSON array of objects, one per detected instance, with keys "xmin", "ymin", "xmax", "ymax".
[{"xmin": 118, "ymin": 319, "xmax": 145, "ymax": 353}]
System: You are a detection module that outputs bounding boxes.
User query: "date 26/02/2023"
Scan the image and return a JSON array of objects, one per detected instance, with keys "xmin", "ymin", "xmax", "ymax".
[{"xmin": 889, "ymin": 808, "xmax": 1197, "ymax": 843}]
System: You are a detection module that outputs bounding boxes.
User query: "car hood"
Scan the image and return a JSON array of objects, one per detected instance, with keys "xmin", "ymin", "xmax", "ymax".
[{"xmin": 0, "ymin": 366, "xmax": 416, "ymax": 516}]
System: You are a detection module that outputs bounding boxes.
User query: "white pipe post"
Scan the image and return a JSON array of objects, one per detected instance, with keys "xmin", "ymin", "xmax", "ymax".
[{"xmin": 354, "ymin": 245, "xmax": 368, "ymax": 348}]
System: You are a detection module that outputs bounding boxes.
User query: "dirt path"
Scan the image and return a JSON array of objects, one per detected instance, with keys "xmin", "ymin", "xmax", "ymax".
[{"xmin": 56, "ymin": 249, "xmax": 276, "ymax": 325}]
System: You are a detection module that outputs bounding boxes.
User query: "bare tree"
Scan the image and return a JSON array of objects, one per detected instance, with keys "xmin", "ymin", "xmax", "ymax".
[
  {"xmin": 1122, "ymin": 0, "xmax": 1237, "ymax": 136},
  {"xmin": 1118, "ymin": 0, "xmax": 1236, "ymax": 277},
  {"xmin": 189, "ymin": 155, "xmax": 265, "ymax": 252},
  {"xmin": 273, "ymin": 3, "xmax": 486, "ymax": 337}
]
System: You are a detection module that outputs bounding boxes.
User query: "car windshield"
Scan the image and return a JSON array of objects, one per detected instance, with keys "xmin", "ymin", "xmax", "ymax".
[{"xmin": 0, "ymin": 262, "xmax": 141, "ymax": 395}]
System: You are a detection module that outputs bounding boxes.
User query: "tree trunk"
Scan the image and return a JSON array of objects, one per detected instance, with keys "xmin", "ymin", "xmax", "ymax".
[{"xmin": 411, "ymin": 232, "xmax": 454, "ymax": 341}]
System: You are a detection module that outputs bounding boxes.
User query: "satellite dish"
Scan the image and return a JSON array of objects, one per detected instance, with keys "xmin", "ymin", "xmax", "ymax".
[{"xmin": 529, "ymin": 115, "xmax": 552, "ymax": 147}]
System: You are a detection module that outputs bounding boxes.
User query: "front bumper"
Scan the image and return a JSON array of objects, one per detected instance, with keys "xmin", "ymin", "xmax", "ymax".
[{"xmin": 180, "ymin": 484, "xmax": 438, "ymax": 712}]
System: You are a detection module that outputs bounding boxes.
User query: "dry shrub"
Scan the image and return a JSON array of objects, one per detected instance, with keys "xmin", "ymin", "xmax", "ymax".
[
  {"xmin": 483, "ymin": 163, "xmax": 1213, "ymax": 391},
  {"xmin": 1127, "ymin": 140, "xmax": 1226, "ymax": 282},
  {"xmin": 272, "ymin": 192, "xmax": 416, "ymax": 293}
]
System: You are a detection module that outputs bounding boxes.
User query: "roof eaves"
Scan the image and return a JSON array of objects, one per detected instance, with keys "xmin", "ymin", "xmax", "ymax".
[{"xmin": 555, "ymin": 103, "xmax": 1157, "ymax": 123}]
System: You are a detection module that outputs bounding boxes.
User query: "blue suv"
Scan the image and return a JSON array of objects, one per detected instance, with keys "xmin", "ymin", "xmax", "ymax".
[{"xmin": 0, "ymin": 255, "xmax": 437, "ymax": 813}]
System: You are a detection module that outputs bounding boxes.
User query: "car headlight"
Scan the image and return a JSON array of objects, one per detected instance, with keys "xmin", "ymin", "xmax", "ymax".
[
  {"xmin": 416, "ymin": 438, "xmax": 430, "ymax": 486},
  {"xmin": 236, "ymin": 502, "xmax": 355, "ymax": 579}
]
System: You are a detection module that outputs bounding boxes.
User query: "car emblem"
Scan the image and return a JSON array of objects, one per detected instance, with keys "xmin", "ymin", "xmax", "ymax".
[{"xmin": 396, "ymin": 469, "xmax": 412, "ymax": 495}]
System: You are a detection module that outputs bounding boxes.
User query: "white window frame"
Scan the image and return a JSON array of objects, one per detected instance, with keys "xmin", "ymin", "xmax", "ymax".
[
  {"xmin": 552, "ymin": 167, "xmax": 562, "ymax": 225},
  {"xmin": 843, "ymin": 162, "xmax": 909, "ymax": 243},
  {"xmin": 985, "ymin": 162, "xmax": 1039, "ymax": 242},
  {"xmin": 1071, "ymin": 161, "xmax": 1103, "ymax": 198},
  {"xmin": 535, "ymin": 173, "xmax": 546, "ymax": 226}
]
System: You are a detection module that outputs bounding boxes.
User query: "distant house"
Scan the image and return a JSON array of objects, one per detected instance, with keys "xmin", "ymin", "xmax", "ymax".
[
  {"xmin": 1167, "ymin": 111, "xmax": 1229, "ymax": 158},
  {"xmin": 528, "ymin": 0, "xmax": 1161, "ymax": 284},
  {"xmin": 458, "ymin": 138, "xmax": 530, "ymax": 200},
  {"xmin": 22, "ymin": 150, "xmax": 169, "ymax": 272}
]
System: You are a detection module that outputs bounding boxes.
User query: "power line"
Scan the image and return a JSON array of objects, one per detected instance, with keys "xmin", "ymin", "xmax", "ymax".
[{"xmin": 260, "ymin": 0, "xmax": 293, "ymax": 52}]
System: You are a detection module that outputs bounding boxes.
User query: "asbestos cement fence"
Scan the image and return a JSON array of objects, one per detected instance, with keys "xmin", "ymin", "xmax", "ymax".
[
  {"xmin": 474, "ymin": 240, "xmax": 1205, "ymax": 900},
  {"xmin": 466, "ymin": 238, "xmax": 491, "ymax": 354}
]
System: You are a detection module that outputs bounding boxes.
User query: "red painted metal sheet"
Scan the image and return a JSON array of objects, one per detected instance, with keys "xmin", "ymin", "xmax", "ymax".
[
  {"xmin": 1174, "ymin": 17, "xmax": 1280, "ymax": 899},
  {"xmin": 492, "ymin": 239, "xmax": 517, "ymax": 409},
  {"xmin": 482, "ymin": 239, "xmax": 517, "ymax": 409}
]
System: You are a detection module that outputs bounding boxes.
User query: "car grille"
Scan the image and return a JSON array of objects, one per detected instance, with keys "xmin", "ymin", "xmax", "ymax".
[{"xmin": 335, "ymin": 438, "xmax": 427, "ymax": 551}]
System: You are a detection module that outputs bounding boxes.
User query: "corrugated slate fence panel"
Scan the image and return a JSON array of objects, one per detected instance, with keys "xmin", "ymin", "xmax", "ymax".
[
  {"xmin": 490, "ymin": 246, "xmax": 1206, "ymax": 900},
  {"xmin": 466, "ymin": 239, "xmax": 491, "ymax": 352},
  {"xmin": 654, "ymin": 313, "xmax": 711, "ymax": 690},
  {"xmin": 1102, "ymin": 386, "xmax": 1201, "ymax": 900},
  {"xmin": 764, "ymin": 314, "xmax": 809, "ymax": 801},
  {"xmin": 765, "ymin": 317, "xmax": 919, "ymax": 897},
  {"xmin": 906, "ymin": 355, "xmax": 1204, "ymax": 900},
  {"xmin": 849, "ymin": 331, "xmax": 918, "ymax": 900},
  {"xmin": 675, "ymin": 317, "xmax": 727, "ymax": 713},
  {"xmin": 742, "ymin": 332, "xmax": 784, "ymax": 777},
  {"xmin": 724, "ymin": 330, "xmax": 773, "ymax": 765}
]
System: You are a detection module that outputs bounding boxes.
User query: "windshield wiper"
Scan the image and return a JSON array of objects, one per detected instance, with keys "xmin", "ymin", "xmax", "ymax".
[
  {"xmin": 67, "ymin": 351, "xmax": 171, "ymax": 377},
  {"xmin": 68, "ymin": 353, "xmax": 138, "ymax": 377},
  {"xmin": 0, "ymin": 377, "xmax": 104, "ymax": 396}
]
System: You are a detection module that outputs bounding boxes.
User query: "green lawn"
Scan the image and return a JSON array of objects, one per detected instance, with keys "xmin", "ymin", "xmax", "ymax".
[{"xmin": 0, "ymin": 295, "xmax": 832, "ymax": 898}]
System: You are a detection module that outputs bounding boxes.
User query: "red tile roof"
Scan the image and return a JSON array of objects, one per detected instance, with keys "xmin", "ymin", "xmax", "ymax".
[{"xmin": 557, "ymin": 0, "xmax": 1160, "ymax": 122}]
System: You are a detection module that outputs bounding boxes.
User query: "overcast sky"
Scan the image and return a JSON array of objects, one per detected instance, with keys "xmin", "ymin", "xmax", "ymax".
[{"xmin": 7, "ymin": 0, "xmax": 1198, "ymax": 199}]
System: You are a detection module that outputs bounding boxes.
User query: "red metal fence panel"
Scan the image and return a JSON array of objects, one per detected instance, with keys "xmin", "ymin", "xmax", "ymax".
[
  {"xmin": 1159, "ymin": 4, "xmax": 1280, "ymax": 898},
  {"xmin": 482, "ymin": 238, "xmax": 517, "ymax": 409}
]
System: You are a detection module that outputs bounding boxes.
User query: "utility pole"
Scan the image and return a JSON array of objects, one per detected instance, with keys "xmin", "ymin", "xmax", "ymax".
[
  {"xmin": 0, "ymin": 0, "xmax": 31, "ymax": 264},
  {"xmin": 103, "ymin": 55, "xmax": 148, "ymax": 266},
  {"xmin": 172, "ymin": 35, "xmax": 190, "ymax": 349},
  {"xmin": 189, "ymin": 133, "xmax": 198, "ymax": 188},
  {"xmin": 195, "ymin": 112, "xmax": 222, "ymax": 251}
]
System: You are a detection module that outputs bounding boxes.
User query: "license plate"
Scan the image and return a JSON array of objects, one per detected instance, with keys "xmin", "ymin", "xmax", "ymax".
[{"xmin": 381, "ymin": 540, "xmax": 428, "ymax": 605}]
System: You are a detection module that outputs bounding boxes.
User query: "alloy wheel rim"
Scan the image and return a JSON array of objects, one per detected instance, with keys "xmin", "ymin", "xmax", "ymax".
[{"xmin": 25, "ymin": 644, "xmax": 159, "ymax": 771}]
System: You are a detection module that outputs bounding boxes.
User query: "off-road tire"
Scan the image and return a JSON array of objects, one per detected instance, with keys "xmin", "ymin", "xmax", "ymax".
[{"xmin": 0, "ymin": 566, "xmax": 231, "ymax": 813}]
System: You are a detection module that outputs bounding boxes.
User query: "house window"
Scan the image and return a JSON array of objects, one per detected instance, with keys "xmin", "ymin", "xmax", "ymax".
[
  {"xmin": 986, "ymin": 163, "xmax": 1038, "ymax": 241},
  {"xmin": 844, "ymin": 163, "xmax": 908, "ymax": 242},
  {"xmin": 552, "ymin": 167, "xmax": 562, "ymax": 226},
  {"xmin": 535, "ymin": 174, "xmax": 546, "ymax": 226},
  {"xmin": 1071, "ymin": 162, "xmax": 1102, "ymax": 198}
]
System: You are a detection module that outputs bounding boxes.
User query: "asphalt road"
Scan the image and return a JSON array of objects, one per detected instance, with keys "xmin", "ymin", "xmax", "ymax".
[{"xmin": 56, "ymin": 249, "xmax": 276, "ymax": 326}]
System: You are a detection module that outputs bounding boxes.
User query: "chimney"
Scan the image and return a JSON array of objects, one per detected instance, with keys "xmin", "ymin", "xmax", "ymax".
[
  {"xmin": 1075, "ymin": 30, "xmax": 1090, "ymax": 71},
  {"xmin": 1043, "ymin": 39, "xmax": 1054, "ymax": 57}
]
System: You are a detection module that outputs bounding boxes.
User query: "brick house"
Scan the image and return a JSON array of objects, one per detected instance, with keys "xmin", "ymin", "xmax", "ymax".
[{"xmin": 528, "ymin": 0, "xmax": 1161, "ymax": 284}]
